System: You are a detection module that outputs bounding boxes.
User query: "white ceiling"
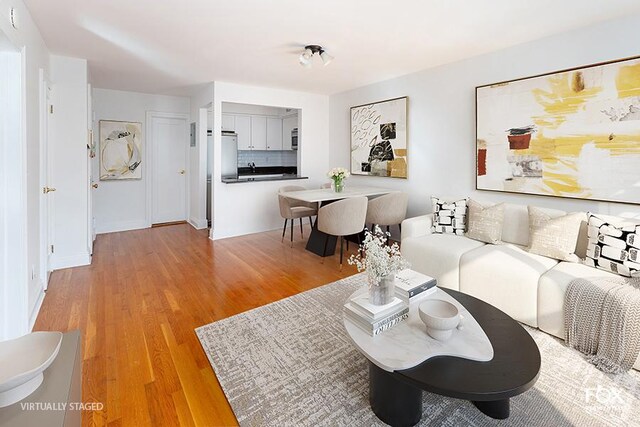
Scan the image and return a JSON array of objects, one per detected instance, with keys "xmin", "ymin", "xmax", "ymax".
[{"xmin": 23, "ymin": 0, "xmax": 640, "ymax": 95}]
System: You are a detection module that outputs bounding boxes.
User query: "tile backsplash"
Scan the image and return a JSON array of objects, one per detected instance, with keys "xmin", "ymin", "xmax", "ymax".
[{"xmin": 237, "ymin": 150, "xmax": 298, "ymax": 168}]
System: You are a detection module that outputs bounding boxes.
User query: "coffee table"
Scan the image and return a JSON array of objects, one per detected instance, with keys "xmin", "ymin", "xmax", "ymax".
[{"xmin": 344, "ymin": 288, "xmax": 541, "ymax": 426}]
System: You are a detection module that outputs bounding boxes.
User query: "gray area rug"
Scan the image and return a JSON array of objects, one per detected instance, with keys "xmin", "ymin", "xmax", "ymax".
[{"xmin": 196, "ymin": 274, "xmax": 640, "ymax": 426}]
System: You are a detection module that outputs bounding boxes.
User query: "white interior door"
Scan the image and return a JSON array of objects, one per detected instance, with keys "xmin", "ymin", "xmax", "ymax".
[
  {"xmin": 151, "ymin": 115, "xmax": 188, "ymax": 224},
  {"xmin": 39, "ymin": 70, "xmax": 54, "ymax": 288}
]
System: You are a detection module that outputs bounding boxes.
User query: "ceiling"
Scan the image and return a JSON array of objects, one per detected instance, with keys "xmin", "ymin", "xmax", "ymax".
[{"xmin": 23, "ymin": 0, "xmax": 640, "ymax": 96}]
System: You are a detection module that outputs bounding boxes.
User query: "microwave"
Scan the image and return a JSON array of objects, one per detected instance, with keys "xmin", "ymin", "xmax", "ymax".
[{"xmin": 291, "ymin": 128, "xmax": 298, "ymax": 150}]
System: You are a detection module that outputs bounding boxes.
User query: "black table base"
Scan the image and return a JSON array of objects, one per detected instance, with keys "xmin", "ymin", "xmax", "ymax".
[
  {"xmin": 369, "ymin": 362, "xmax": 422, "ymax": 427},
  {"xmin": 369, "ymin": 362, "xmax": 511, "ymax": 425},
  {"xmin": 472, "ymin": 399, "xmax": 510, "ymax": 419}
]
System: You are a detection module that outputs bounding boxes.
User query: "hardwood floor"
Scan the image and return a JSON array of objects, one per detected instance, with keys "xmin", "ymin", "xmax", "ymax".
[{"xmin": 34, "ymin": 224, "xmax": 358, "ymax": 426}]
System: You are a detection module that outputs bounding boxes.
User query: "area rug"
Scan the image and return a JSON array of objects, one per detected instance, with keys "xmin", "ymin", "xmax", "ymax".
[{"xmin": 196, "ymin": 274, "xmax": 640, "ymax": 426}]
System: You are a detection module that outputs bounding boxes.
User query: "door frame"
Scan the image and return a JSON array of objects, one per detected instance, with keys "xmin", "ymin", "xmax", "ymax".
[{"xmin": 145, "ymin": 111, "xmax": 190, "ymax": 227}]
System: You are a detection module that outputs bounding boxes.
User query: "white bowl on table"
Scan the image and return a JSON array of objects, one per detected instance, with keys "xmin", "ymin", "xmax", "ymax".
[{"xmin": 418, "ymin": 299, "xmax": 464, "ymax": 341}]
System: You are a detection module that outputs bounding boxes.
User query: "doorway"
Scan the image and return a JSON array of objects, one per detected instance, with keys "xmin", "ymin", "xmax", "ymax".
[{"xmin": 148, "ymin": 112, "xmax": 189, "ymax": 225}]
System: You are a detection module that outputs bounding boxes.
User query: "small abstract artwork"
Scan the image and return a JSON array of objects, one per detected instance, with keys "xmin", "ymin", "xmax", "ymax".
[
  {"xmin": 476, "ymin": 56, "xmax": 640, "ymax": 204},
  {"xmin": 99, "ymin": 120, "xmax": 142, "ymax": 180},
  {"xmin": 351, "ymin": 97, "xmax": 407, "ymax": 178}
]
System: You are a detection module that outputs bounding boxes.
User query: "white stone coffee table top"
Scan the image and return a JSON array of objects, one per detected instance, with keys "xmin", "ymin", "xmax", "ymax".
[{"xmin": 343, "ymin": 287, "xmax": 494, "ymax": 372}]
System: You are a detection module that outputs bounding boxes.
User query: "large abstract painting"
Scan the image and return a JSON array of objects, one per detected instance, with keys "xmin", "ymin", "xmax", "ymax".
[
  {"xmin": 351, "ymin": 97, "xmax": 407, "ymax": 178},
  {"xmin": 476, "ymin": 56, "xmax": 640, "ymax": 204},
  {"xmin": 99, "ymin": 120, "xmax": 142, "ymax": 180}
]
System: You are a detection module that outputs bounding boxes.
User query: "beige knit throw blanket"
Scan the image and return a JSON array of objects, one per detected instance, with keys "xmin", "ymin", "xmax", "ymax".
[{"xmin": 564, "ymin": 276, "xmax": 640, "ymax": 373}]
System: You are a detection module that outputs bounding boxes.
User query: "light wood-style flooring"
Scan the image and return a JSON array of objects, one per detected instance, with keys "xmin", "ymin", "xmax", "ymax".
[{"xmin": 34, "ymin": 224, "xmax": 358, "ymax": 426}]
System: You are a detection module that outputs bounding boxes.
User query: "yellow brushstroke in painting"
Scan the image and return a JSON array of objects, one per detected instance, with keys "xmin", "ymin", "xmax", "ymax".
[
  {"xmin": 616, "ymin": 62, "xmax": 640, "ymax": 98},
  {"xmin": 523, "ymin": 65, "xmax": 640, "ymax": 196}
]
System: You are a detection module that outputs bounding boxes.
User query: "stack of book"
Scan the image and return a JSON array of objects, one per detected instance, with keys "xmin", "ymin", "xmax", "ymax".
[
  {"xmin": 394, "ymin": 269, "xmax": 437, "ymax": 303},
  {"xmin": 344, "ymin": 296, "xmax": 408, "ymax": 336}
]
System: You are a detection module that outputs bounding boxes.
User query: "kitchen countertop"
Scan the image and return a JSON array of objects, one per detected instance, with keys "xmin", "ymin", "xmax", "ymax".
[{"xmin": 222, "ymin": 174, "xmax": 308, "ymax": 184}]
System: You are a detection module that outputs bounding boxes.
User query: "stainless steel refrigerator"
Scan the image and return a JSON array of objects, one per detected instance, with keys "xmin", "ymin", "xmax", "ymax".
[{"xmin": 221, "ymin": 133, "xmax": 238, "ymax": 179}]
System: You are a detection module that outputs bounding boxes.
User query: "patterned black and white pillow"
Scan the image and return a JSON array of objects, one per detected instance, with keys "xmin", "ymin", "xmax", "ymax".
[
  {"xmin": 431, "ymin": 197, "xmax": 468, "ymax": 236},
  {"xmin": 584, "ymin": 213, "xmax": 640, "ymax": 277}
]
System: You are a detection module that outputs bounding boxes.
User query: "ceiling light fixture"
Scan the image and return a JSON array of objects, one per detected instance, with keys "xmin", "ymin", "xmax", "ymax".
[{"xmin": 298, "ymin": 45, "xmax": 334, "ymax": 68}]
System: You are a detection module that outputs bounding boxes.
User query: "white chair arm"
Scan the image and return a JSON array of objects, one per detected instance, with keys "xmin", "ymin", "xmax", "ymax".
[{"xmin": 401, "ymin": 215, "xmax": 433, "ymax": 241}]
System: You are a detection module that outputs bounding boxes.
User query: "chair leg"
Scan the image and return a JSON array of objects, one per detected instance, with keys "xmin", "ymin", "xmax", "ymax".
[
  {"xmin": 300, "ymin": 218, "xmax": 304, "ymax": 238},
  {"xmin": 340, "ymin": 236, "xmax": 344, "ymax": 270},
  {"xmin": 290, "ymin": 218, "xmax": 294, "ymax": 247},
  {"xmin": 309, "ymin": 216, "xmax": 313, "ymax": 229},
  {"xmin": 398, "ymin": 223, "xmax": 402, "ymax": 234},
  {"xmin": 281, "ymin": 219, "xmax": 288, "ymax": 242},
  {"xmin": 321, "ymin": 235, "xmax": 329, "ymax": 263}
]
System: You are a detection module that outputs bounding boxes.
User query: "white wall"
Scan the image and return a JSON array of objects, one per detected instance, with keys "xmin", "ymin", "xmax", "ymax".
[
  {"xmin": 211, "ymin": 81, "xmax": 329, "ymax": 239},
  {"xmin": 187, "ymin": 84, "xmax": 213, "ymax": 230},
  {"xmin": 0, "ymin": 0, "xmax": 50, "ymax": 338},
  {"xmin": 329, "ymin": 14, "xmax": 640, "ymax": 225},
  {"xmin": 49, "ymin": 55, "xmax": 90, "ymax": 269},
  {"xmin": 92, "ymin": 88, "xmax": 190, "ymax": 233}
]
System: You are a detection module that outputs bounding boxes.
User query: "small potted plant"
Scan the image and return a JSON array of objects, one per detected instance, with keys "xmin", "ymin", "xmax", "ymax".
[
  {"xmin": 327, "ymin": 167, "xmax": 350, "ymax": 193},
  {"xmin": 349, "ymin": 226, "xmax": 410, "ymax": 305}
]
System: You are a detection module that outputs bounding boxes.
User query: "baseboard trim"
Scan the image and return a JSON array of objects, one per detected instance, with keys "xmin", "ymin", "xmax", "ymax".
[
  {"xmin": 189, "ymin": 217, "xmax": 209, "ymax": 230},
  {"xmin": 96, "ymin": 220, "xmax": 149, "ymax": 234},
  {"xmin": 51, "ymin": 252, "xmax": 91, "ymax": 270},
  {"xmin": 29, "ymin": 286, "xmax": 45, "ymax": 330}
]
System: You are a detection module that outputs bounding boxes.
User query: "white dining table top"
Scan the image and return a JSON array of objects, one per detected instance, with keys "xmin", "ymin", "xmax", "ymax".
[{"xmin": 280, "ymin": 186, "xmax": 393, "ymax": 203}]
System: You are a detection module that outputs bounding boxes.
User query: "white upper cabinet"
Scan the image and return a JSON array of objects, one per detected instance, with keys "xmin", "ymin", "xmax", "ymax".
[
  {"xmin": 266, "ymin": 117, "xmax": 283, "ymax": 150},
  {"xmin": 250, "ymin": 116, "xmax": 267, "ymax": 150},
  {"xmin": 282, "ymin": 115, "xmax": 297, "ymax": 151},
  {"xmin": 235, "ymin": 115, "xmax": 252, "ymax": 150},
  {"xmin": 221, "ymin": 114, "xmax": 235, "ymax": 132}
]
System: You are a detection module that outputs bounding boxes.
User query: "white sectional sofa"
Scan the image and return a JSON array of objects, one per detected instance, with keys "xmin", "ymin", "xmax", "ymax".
[{"xmin": 400, "ymin": 202, "xmax": 640, "ymax": 370}]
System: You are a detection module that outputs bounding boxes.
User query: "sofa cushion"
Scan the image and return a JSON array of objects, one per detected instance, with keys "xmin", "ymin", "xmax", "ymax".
[
  {"xmin": 459, "ymin": 243, "xmax": 558, "ymax": 327},
  {"xmin": 431, "ymin": 197, "xmax": 467, "ymax": 235},
  {"xmin": 466, "ymin": 200, "xmax": 504, "ymax": 244},
  {"xmin": 527, "ymin": 207, "xmax": 586, "ymax": 262},
  {"xmin": 538, "ymin": 262, "xmax": 618, "ymax": 339},
  {"xmin": 538, "ymin": 261, "xmax": 640, "ymax": 370},
  {"xmin": 584, "ymin": 213, "xmax": 640, "ymax": 278},
  {"xmin": 401, "ymin": 234, "xmax": 485, "ymax": 291}
]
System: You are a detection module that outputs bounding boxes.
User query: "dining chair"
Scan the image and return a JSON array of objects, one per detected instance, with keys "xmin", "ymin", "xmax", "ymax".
[
  {"xmin": 278, "ymin": 186, "xmax": 318, "ymax": 247},
  {"xmin": 366, "ymin": 192, "xmax": 409, "ymax": 239},
  {"xmin": 317, "ymin": 196, "xmax": 368, "ymax": 268}
]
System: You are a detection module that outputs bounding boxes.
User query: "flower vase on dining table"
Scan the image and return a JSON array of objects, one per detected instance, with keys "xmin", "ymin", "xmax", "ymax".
[{"xmin": 332, "ymin": 177, "xmax": 344, "ymax": 193}]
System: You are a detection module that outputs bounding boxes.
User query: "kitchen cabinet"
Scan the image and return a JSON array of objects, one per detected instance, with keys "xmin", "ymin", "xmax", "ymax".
[
  {"xmin": 250, "ymin": 116, "xmax": 267, "ymax": 150},
  {"xmin": 266, "ymin": 117, "xmax": 283, "ymax": 150},
  {"xmin": 235, "ymin": 115, "xmax": 252, "ymax": 150},
  {"xmin": 221, "ymin": 114, "xmax": 235, "ymax": 132},
  {"xmin": 282, "ymin": 115, "xmax": 297, "ymax": 150}
]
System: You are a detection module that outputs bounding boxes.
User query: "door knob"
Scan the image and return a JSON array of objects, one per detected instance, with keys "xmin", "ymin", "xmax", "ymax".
[
  {"xmin": 43, "ymin": 186, "xmax": 56, "ymax": 194},
  {"xmin": 92, "ymin": 183, "xmax": 99, "ymax": 189},
  {"xmin": 179, "ymin": 170, "xmax": 185, "ymax": 175}
]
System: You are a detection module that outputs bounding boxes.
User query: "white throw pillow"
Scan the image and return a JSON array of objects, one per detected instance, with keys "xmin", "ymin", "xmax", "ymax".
[
  {"xmin": 584, "ymin": 213, "xmax": 640, "ymax": 277},
  {"xmin": 465, "ymin": 199, "xmax": 504, "ymax": 244},
  {"xmin": 431, "ymin": 197, "xmax": 467, "ymax": 235},
  {"xmin": 526, "ymin": 206, "xmax": 585, "ymax": 262}
]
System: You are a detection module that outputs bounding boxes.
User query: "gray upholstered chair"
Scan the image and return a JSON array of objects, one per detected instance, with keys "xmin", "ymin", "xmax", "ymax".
[
  {"xmin": 278, "ymin": 186, "xmax": 317, "ymax": 246},
  {"xmin": 320, "ymin": 182, "xmax": 332, "ymax": 189},
  {"xmin": 318, "ymin": 196, "xmax": 368, "ymax": 268},
  {"xmin": 366, "ymin": 192, "xmax": 409, "ymax": 237}
]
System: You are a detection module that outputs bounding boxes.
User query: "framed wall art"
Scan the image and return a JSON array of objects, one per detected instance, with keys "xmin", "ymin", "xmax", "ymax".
[
  {"xmin": 99, "ymin": 120, "xmax": 143, "ymax": 180},
  {"xmin": 476, "ymin": 56, "xmax": 640, "ymax": 204},
  {"xmin": 351, "ymin": 96, "xmax": 407, "ymax": 178}
]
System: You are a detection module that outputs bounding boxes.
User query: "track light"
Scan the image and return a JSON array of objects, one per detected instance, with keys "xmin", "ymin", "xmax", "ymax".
[{"xmin": 298, "ymin": 45, "xmax": 334, "ymax": 68}]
